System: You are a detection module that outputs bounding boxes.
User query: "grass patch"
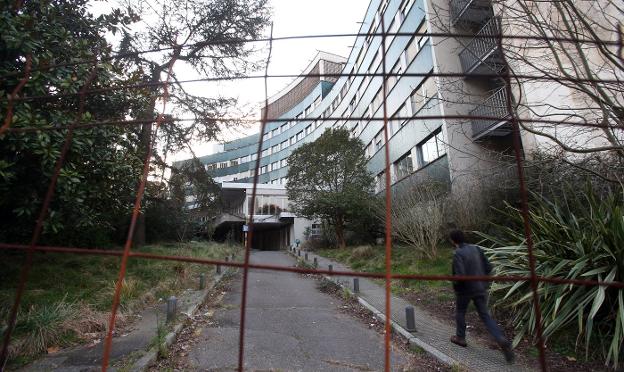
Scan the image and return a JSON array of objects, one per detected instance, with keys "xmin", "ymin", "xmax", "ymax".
[
  {"xmin": 0, "ymin": 241, "xmax": 240, "ymax": 366},
  {"xmin": 317, "ymin": 243, "xmax": 454, "ymax": 291}
]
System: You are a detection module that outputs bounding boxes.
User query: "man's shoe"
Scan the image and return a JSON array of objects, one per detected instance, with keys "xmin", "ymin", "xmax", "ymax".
[
  {"xmin": 450, "ymin": 335, "xmax": 467, "ymax": 347},
  {"xmin": 500, "ymin": 342, "xmax": 515, "ymax": 363}
]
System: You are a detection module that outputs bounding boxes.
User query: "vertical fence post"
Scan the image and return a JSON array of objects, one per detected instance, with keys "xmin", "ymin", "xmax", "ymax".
[
  {"xmin": 166, "ymin": 296, "xmax": 178, "ymax": 323},
  {"xmin": 353, "ymin": 278, "xmax": 360, "ymax": 293},
  {"xmin": 405, "ymin": 306, "xmax": 416, "ymax": 332},
  {"xmin": 199, "ymin": 273, "xmax": 206, "ymax": 290}
]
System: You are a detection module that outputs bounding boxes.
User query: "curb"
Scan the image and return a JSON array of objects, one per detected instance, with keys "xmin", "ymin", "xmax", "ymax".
[
  {"xmin": 130, "ymin": 269, "xmax": 232, "ymax": 371},
  {"xmin": 288, "ymin": 249, "xmax": 459, "ymax": 368}
]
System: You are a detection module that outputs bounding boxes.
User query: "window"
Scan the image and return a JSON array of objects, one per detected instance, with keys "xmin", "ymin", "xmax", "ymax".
[
  {"xmin": 375, "ymin": 171, "xmax": 385, "ymax": 193},
  {"xmin": 290, "ymin": 136, "xmax": 296, "ymax": 145},
  {"xmin": 410, "ymin": 75, "xmax": 437, "ymax": 114},
  {"xmin": 272, "ymin": 144, "xmax": 279, "ymax": 154},
  {"xmin": 272, "ymin": 128, "xmax": 279, "ymax": 137},
  {"xmin": 290, "ymin": 121, "xmax": 296, "ymax": 129},
  {"xmin": 251, "ymin": 153, "xmax": 258, "ymax": 161},
  {"xmin": 311, "ymin": 223, "xmax": 321, "ymax": 236},
  {"xmin": 406, "ymin": 21, "xmax": 427, "ymax": 62},
  {"xmin": 400, "ymin": 0, "xmax": 415, "ymax": 17},
  {"xmin": 350, "ymin": 122, "xmax": 360, "ymax": 138},
  {"xmin": 391, "ymin": 102, "xmax": 411, "ymax": 135},
  {"xmin": 305, "ymin": 124, "xmax": 312, "ymax": 135},
  {"xmin": 229, "ymin": 159, "xmax": 238, "ymax": 167},
  {"xmin": 261, "ymin": 148, "xmax": 269, "ymax": 158},
  {"xmin": 271, "ymin": 161, "xmax": 279, "ymax": 171},
  {"xmin": 260, "ymin": 165, "xmax": 268, "ymax": 174},
  {"xmin": 374, "ymin": 130, "xmax": 384, "ymax": 151},
  {"xmin": 281, "ymin": 140, "xmax": 288, "ymax": 150},
  {"xmin": 305, "ymin": 105, "xmax": 312, "ymax": 117},
  {"xmin": 296, "ymin": 130, "xmax": 304, "ymax": 141},
  {"xmin": 219, "ymin": 162, "xmax": 228, "ymax": 169},
  {"xmin": 393, "ymin": 151, "xmax": 414, "ymax": 180},
  {"xmin": 265, "ymin": 130, "xmax": 272, "ymax": 140},
  {"xmin": 281, "ymin": 123, "xmax": 288, "ymax": 133},
  {"xmin": 417, "ymin": 129, "xmax": 447, "ymax": 167},
  {"xmin": 280, "ymin": 158, "xmax": 288, "ymax": 167},
  {"xmin": 280, "ymin": 177, "xmax": 288, "ymax": 185},
  {"xmin": 206, "ymin": 163, "xmax": 217, "ymax": 171},
  {"xmin": 271, "ymin": 179, "xmax": 279, "ymax": 185},
  {"xmin": 366, "ymin": 142, "xmax": 374, "ymax": 158}
]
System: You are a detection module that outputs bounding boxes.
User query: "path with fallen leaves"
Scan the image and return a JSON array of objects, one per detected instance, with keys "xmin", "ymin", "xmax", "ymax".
[{"xmin": 152, "ymin": 250, "xmax": 415, "ymax": 371}]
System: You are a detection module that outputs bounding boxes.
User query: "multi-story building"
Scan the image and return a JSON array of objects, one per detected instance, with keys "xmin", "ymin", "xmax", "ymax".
[{"xmin": 177, "ymin": 0, "xmax": 619, "ymax": 248}]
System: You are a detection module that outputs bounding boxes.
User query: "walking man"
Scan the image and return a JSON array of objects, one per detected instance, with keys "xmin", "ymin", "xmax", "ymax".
[{"xmin": 449, "ymin": 229, "xmax": 514, "ymax": 363}]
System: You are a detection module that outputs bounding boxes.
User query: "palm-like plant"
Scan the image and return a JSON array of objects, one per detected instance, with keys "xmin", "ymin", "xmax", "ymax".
[{"xmin": 478, "ymin": 185, "xmax": 624, "ymax": 368}]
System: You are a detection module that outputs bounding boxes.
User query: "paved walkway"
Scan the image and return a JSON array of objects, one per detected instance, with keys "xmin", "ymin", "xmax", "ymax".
[
  {"xmin": 304, "ymin": 250, "xmax": 532, "ymax": 372},
  {"xmin": 186, "ymin": 251, "xmax": 413, "ymax": 371}
]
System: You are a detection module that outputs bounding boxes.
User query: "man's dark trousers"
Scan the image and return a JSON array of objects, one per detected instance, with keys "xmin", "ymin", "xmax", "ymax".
[{"xmin": 455, "ymin": 293, "xmax": 506, "ymax": 344}]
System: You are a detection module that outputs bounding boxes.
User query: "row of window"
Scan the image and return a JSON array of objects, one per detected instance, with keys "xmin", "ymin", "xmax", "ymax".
[
  {"xmin": 374, "ymin": 127, "xmax": 447, "ymax": 192},
  {"xmin": 264, "ymin": 96, "xmax": 322, "ymax": 139}
]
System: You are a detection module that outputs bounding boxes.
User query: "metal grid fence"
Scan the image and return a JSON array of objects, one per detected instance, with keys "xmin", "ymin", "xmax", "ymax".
[{"xmin": 1, "ymin": 1, "xmax": 623, "ymax": 371}]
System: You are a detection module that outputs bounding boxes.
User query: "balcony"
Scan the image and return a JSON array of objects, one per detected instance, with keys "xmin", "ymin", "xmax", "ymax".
[
  {"xmin": 450, "ymin": 0, "xmax": 493, "ymax": 26},
  {"xmin": 458, "ymin": 17, "xmax": 505, "ymax": 75},
  {"xmin": 470, "ymin": 86, "xmax": 513, "ymax": 140}
]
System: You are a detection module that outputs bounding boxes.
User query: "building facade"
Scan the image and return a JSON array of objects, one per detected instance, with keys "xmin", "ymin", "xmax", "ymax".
[{"xmin": 178, "ymin": 0, "xmax": 619, "ymax": 248}]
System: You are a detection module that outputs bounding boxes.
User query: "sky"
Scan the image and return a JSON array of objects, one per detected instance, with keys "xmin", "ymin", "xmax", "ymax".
[
  {"xmin": 90, "ymin": 0, "xmax": 370, "ymax": 161},
  {"xmin": 172, "ymin": 0, "xmax": 370, "ymax": 161}
]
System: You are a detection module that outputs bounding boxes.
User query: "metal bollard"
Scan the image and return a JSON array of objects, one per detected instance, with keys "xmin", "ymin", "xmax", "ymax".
[
  {"xmin": 328, "ymin": 264, "xmax": 333, "ymax": 273},
  {"xmin": 225, "ymin": 256, "xmax": 229, "ymax": 262},
  {"xmin": 405, "ymin": 306, "xmax": 417, "ymax": 332},
  {"xmin": 166, "ymin": 296, "xmax": 177, "ymax": 323},
  {"xmin": 297, "ymin": 249, "xmax": 301, "ymax": 257},
  {"xmin": 304, "ymin": 253, "xmax": 308, "ymax": 261},
  {"xmin": 216, "ymin": 264, "xmax": 222, "ymax": 275},
  {"xmin": 199, "ymin": 273, "xmax": 206, "ymax": 290},
  {"xmin": 353, "ymin": 278, "xmax": 360, "ymax": 293},
  {"xmin": 313, "ymin": 257, "xmax": 318, "ymax": 268}
]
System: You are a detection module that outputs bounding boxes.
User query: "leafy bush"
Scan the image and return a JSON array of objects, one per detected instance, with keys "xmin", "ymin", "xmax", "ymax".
[{"xmin": 478, "ymin": 185, "xmax": 624, "ymax": 368}]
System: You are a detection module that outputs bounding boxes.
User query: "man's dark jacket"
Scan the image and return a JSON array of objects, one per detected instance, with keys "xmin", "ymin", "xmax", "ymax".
[{"xmin": 452, "ymin": 243, "xmax": 493, "ymax": 296}]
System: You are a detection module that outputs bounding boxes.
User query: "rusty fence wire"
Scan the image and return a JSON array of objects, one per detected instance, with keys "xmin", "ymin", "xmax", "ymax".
[{"xmin": 1, "ymin": 4, "xmax": 624, "ymax": 372}]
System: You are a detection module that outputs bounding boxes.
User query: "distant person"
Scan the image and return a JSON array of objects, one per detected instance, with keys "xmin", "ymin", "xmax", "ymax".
[{"xmin": 449, "ymin": 229, "xmax": 514, "ymax": 363}]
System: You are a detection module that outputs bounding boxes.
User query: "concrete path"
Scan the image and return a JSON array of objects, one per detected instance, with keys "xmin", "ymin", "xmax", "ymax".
[
  {"xmin": 306, "ymin": 251, "xmax": 533, "ymax": 372},
  {"xmin": 186, "ymin": 250, "xmax": 412, "ymax": 371}
]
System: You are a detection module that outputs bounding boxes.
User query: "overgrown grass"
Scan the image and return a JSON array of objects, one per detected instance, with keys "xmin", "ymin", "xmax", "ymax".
[
  {"xmin": 316, "ymin": 243, "xmax": 454, "ymax": 294},
  {"xmin": 0, "ymin": 241, "xmax": 240, "ymax": 366}
]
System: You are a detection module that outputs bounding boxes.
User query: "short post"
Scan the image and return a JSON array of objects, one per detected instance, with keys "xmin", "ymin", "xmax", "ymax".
[
  {"xmin": 216, "ymin": 264, "xmax": 222, "ymax": 275},
  {"xmin": 328, "ymin": 264, "xmax": 333, "ymax": 273},
  {"xmin": 313, "ymin": 257, "xmax": 318, "ymax": 268},
  {"xmin": 225, "ymin": 256, "xmax": 229, "ymax": 262},
  {"xmin": 297, "ymin": 249, "xmax": 301, "ymax": 257},
  {"xmin": 304, "ymin": 252, "xmax": 308, "ymax": 261},
  {"xmin": 405, "ymin": 306, "xmax": 416, "ymax": 332},
  {"xmin": 199, "ymin": 273, "xmax": 206, "ymax": 290},
  {"xmin": 353, "ymin": 278, "xmax": 360, "ymax": 293},
  {"xmin": 166, "ymin": 296, "xmax": 177, "ymax": 323}
]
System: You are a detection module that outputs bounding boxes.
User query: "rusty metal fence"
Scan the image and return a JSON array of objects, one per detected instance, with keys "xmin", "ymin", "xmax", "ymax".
[{"xmin": 1, "ymin": 1, "xmax": 624, "ymax": 371}]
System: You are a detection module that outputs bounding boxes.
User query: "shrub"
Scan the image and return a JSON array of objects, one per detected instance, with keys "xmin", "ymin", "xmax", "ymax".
[
  {"xmin": 351, "ymin": 245, "xmax": 376, "ymax": 260},
  {"xmin": 478, "ymin": 184, "xmax": 624, "ymax": 368},
  {"xmin": 386, "ymin": 182, "xmax": 446, "ymax": 259}
]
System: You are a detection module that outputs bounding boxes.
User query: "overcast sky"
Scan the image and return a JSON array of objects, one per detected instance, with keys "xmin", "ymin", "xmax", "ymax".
[
  {"xmin": 92, "ymin": 0, "xmax": 369, "ymax": 160},
  {"xmin": 176, "ymin": 0, "xmax": 369, "ymax": 160}
]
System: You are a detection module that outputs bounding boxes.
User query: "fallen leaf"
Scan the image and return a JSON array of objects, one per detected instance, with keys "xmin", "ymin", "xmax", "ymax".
[{"xmin": 47, "ymin": 346, "xmax": 60, "ymax": 354}]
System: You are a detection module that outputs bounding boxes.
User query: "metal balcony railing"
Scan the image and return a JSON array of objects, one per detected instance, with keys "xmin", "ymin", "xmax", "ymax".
[
  {"xmin": 470, "ymin": 86, "xmax": 512, "ymax": 139},
  {"xmin": 450, "ymin": 0, "xmax": 492, "ymax": 26},
  {"xmin": 458, "ymin": 17, "xmax": 505, "ymax": 75}
]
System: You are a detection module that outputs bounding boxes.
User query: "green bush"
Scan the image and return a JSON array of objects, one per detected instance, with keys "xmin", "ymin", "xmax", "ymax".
[{"xmin": 478, "ymin": 185, "xmax": 624, "ymax": 368}]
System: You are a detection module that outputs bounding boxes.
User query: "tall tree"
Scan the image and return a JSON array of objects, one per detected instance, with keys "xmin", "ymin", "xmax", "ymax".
[
  {"xmin": 0, "ymin": 0, "xmax": 144, "ymax": 245},
  {"xmin": 117, "ymin": 0, "xmax": 270, "ymax": 245},
  {"xmin": 286, "ymin": 129, "xmax": 374, "ymax": 249}
]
